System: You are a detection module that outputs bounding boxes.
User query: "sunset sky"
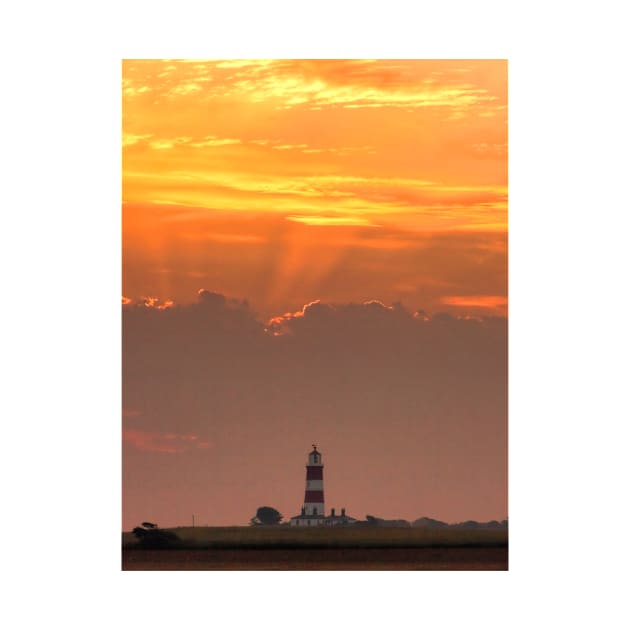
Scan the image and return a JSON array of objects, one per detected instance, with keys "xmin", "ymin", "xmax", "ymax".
[
  {"xmin": 122, "ymin": 59, "xmax": 507, "ymax": 530},
  {"xmin": 123, "ymin": 59, "xmax": 507, "ymax": 319}
]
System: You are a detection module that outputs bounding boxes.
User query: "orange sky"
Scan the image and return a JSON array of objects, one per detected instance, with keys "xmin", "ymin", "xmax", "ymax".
[
  {"xmin": 122, "ymin": 60, "xmax": 507, "ymax": 529},
  {"xmin": 122, "ymin": 59, "xmax": 507, "ymax": 319}
]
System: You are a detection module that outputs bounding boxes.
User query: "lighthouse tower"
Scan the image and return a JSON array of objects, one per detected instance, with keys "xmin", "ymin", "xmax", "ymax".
[
  {"xmin": 303, "ymin": 444, "xmax": 325, "ymax": 518},
  {"xmin": 289, "ymin": 445, "xmax": 356, "ymax": 527}
]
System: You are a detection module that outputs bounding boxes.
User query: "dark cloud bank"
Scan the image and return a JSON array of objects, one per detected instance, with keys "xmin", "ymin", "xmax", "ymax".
[{"xmin": 123, "ymin": 290, "xmax": 507, "ymax": 528}]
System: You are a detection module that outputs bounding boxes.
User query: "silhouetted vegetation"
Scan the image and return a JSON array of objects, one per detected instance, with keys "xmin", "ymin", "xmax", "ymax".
[
  {"xmin": 250, "ymin": 506, "xmax": 283, "ymax": 526},
  {"xmin": 449, "ymin": 519, "xmax": 508, "ymax": 529},
  {"xmin": 122, "ymin": 525, "xmax": 507, "ymax": 551},
  {"xmin": 412, "ymin": 516, "xmax": 449, "ymax": 528},
  {"xmin": 131, "ymin": 523, "xmax": 181, "ymax": 549},
  {"xmin": 360, "ymin": 515, "xmax": 411, "ymax": 527}
]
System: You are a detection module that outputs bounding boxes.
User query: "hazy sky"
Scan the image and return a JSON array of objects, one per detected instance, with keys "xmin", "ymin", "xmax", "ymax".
[{"xmin": 122, "ymin": 59, "xmax": 507, "ymax": 529}]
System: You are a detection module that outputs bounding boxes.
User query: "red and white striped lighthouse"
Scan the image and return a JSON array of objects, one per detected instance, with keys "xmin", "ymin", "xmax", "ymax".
[{"xmin": 303, "ymin": 444, "xmax": 325, "ymax": 517}]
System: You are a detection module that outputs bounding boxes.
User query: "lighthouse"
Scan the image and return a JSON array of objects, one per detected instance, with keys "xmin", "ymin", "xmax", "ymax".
[
  {"xmin": 289, "ymin": 445, "xmax": 358, "ymax": 526},
  {"xmin": 303, "ymin": 444, "xmax": 325, "ymax": 517}
]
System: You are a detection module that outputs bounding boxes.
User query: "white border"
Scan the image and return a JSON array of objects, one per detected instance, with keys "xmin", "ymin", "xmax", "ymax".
[{"xmin": 4, "ymin": 0, "xmax": 628, "ymax": 628}]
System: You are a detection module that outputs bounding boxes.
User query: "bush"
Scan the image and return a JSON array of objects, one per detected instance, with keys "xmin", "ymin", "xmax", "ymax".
[{"xmin": 132, "ymin": 524, "xmax": 181, "ymax": 549}]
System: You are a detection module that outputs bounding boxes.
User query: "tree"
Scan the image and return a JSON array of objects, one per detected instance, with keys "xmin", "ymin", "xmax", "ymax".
[{"xmin": 251, "ymin": 506, "xmax": 283, "ymax": 525}]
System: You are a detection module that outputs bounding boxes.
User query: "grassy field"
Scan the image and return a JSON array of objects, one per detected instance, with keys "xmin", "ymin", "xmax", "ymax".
[{"xmin": 122, "ymin": 525, "xmax": 508, "ymax": 549}]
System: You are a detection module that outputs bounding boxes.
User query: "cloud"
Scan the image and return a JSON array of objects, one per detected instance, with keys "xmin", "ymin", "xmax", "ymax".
[
  {"xmin": 267, "ymin": 299, "xmax": 398, "ymax": 335},
  {"xmin": 123, "ymin": 429, "xmax": 211, "ymax": 454},
  {"xmin": 219, "ymin": 59, "xmax": 500, "ymax": 112},
  {"xmin": 197, "ymin": 289, "xmax": 226, "ymax": 307},
  {"xmin": 122, "ymin": 289, "xmax": 263, "ymax": 342},
  {"xmin": 262, "ymin": 298, "xmax": 507, "ymax": 349},
  {"xmin": 122, "ymin": 84, "xmax": 152, "ymax": 98},
  {"xmin": 190, "ymin": 136, "xmax": 241, "ymax": 148},
  {"xmin": 148, "ymin": 136, "xmax": 192, "ymax": 150},
  {"xmin": 134, "ymin": 296, "xmax": 174, "ymax": 309},
  {"xmin": 122, "ymin": 133, "xmax": 153, "ymax": 147},
  {"xmin": 123, "ymin": 169, "xmax": 506, "ymax": 231},
  {"xmin": 123, "ymin": 290, "xmax": 506, "ymax": 368},
  {"xmin": 169, "ymin": 83, "xmax": 203, "ymax": 96},
  {"xmin": 123, "ymin": 134, "xmax": 242, "ymax": 152},
  {"xmin": 248, "ymin": 138, "xmax": 375, "ymax": 155},
  {"xmin": 271, "ymin": 143, "xmax": 309, "ymax": 151},
  {"xmin": 122, "ymin": 206, "xmax": 507, "ymax": 320},
  {"xmin": 285, "ymin": 215, "xmax": 380, "ymax": 227},
  {"xmin": 123, "ymin": 289, "xmax": 507, "ymax": 527},
  {"xmin": 123, "ymin": 59, "xmax": 506, "ymax": 114},
  {"xmin": 441, "ymin": 295, "xmax": 508, "ymax": 311}
]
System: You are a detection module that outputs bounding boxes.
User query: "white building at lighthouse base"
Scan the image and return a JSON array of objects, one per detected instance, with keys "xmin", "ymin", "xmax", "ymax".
[{"xmin": 290, "ymin": 506, "xmax": 357, "ymax": 527}]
